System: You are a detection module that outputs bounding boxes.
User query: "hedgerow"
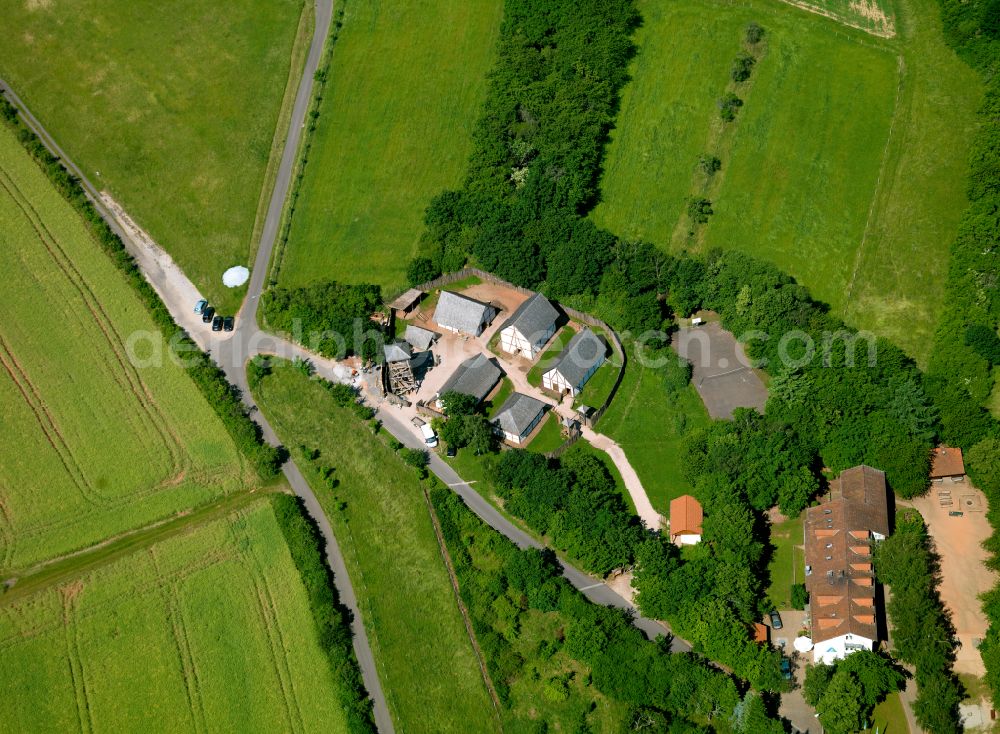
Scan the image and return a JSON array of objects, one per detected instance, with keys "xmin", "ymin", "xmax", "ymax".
[
  {"xmin": 0, "ymin": 93, "xmax": 285, "ymax": 480},
  {"xmin": 271, "ymin": 493, "xmax": 375, "ymax": 732}
]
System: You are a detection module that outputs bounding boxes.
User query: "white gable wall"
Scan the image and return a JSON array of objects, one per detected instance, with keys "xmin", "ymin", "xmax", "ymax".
[
  {"xmin": 500, "ymin": 324, "xmax": 554, "ymax": 360},
  {"xmin": 812, "ymin": 633, "xmax": 875, "ymax": 664}
]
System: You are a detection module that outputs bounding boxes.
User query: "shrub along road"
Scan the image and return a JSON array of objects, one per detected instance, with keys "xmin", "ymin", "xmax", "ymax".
[{"xmin": 1, "ymin": 4, "xmax": 689, "ymax": 729}]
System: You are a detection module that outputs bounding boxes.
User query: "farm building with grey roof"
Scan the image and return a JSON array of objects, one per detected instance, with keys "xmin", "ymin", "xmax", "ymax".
[
  {"xmin": 436, "ymin": 355, "xmax": 504, "ymax": 407},
  {"xmin": 433, "ymin": 291, "xmax": 496, "ymax": 336},
  {"xmin": 542, "ymin": 328, "xmax": 606, "ymax": 396},
  {"xmin": 493, "ymin": 392, "xmax": 547, "ymax": 445},
  {"xmin": 498, "ymin": 292, "xmax": 559, "ymax": 360}
]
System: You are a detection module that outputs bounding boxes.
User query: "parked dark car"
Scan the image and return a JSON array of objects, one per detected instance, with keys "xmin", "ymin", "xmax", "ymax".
[
  {"xmin": 223, "ymin": 316, "xmax": 234, "ymax": 332},
  {"xmin": 211, "ymin": 315, "xmax": 223, "ymax": 332},
  {"xmin": 446, "ymin": 445, "xmax": 457, "ymax": 458},
  {"xmin": 769, "ymin": 610, "xmax": 783, "ymax": 630},
  {"xmin": 201, "ymin": 306, "xmax": 215, "ymax": 323},
  {"xmin": 780, "ymin": 657, "xmax": 792, "ymax": 680}
]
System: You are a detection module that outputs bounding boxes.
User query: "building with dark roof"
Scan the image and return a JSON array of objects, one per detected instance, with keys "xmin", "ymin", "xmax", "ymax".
[
  {"xmin": 542, "ymin": 328, "xmax": 606, "ymax": 397},
  {"xmin": 404, "ymin": 324, "xmax": 438, "ymax": 352},
  {"xmin": 493, "ymin": 392, "xmax": 547, "ymax": 445},
  {"xmin": 804, "ymin": 465, "xmax": 889, "ymax": 664},
  {"xmin": 433, "ymin": 291, "xmax": 496, "ymax": 336},
  {"xmin": 435, "ymin": 355, "xmax": 503, "ymax": 407},
  {"xmin": 498, "ymin": 293, "xmax": 559, "ymax": 360}
]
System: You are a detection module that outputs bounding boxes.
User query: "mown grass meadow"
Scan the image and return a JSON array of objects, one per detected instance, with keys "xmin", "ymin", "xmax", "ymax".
[
  {"xmin": 0, "ymin": 126, "xmax": 252, "ymax": 571},
  {"xmin": 593, "ymin": 0, "xmax": 980, "ymax": 363},
  {"xmin": 0, "ymin": 0, "xmax": 308, "ymax": 312},
  {"xmin": 0, "ymin": 501, "xmax": 349, "ymax": 733},
  {"xmin": 253, "ymin": 361, "xmax": 498, "ymax": 733},
  {"xmin": 278, "ymin": 0, "xmax": 503, "ymax": 292}
]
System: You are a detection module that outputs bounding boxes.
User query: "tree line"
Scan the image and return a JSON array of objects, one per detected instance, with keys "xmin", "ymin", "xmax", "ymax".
[
  {"xmin": 0, "ymin": 95, "xmax": 286, "ymax": 480},
  {"xmin": 930, "ymin": 0, "xmax": 1000, "ymax": 709}
]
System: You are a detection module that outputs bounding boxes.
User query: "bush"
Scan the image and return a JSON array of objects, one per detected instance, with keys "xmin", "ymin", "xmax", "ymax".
[
  {"xmin": 745, "ymin": 22, "xmax": 765, "ymax": 45},
  {"xmin": 686, "ymin": 197, "xmax": 714, "ymax": 224},
  {"xmin": 698, "ymin": 154, "xmax": 721, "ymax": 176},
  {"xmin": 719, "ymin": 93, "xmax": 743, "ymax": 121},
  {"xmin": 406, "ymin": 256, "xmax": 440, "ymax": 287},
  {"xmin": 730, "ymin": 52, "xmax": 756, "ymax": 83},
  {"xmin": 791, "ymin": 583, "xmax": 808, "ymax": 610}
]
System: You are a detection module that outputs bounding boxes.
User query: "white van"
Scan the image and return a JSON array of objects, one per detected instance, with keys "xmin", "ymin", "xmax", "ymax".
[{"xmin": 420, "ymin": 422, "xmax": 438, "ymax": 448}]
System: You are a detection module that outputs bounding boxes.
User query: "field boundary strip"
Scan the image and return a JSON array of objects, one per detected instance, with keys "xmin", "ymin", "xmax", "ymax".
[{"xmin": 61, "ymin": 586, "xmax": 95, "ymax": 734}]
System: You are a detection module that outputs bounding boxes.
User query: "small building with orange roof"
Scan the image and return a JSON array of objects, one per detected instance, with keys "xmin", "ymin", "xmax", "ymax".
[
  {"xmin": 669, "ymin": 495, "xmax": 703, "ymax": 546},
  {"xmin": 930, "ymin": 446, "xmax": 965, "ymax": 482}
]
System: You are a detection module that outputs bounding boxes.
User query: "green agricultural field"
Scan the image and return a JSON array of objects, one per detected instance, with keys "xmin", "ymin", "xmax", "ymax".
[
  {"xmin": 253, "ymin": 362, "xmax": 497, "ymax": 733},
  {"xmin": 592, "ymin": 0, "xmax": 980, "ymax": 364},
  {"xmin": 0, "ymin": 126, "xmax": 252, "ymax": 571},
  {"xmin": 777, "ymin": 0, "xmax": 896, "ymax": 36},
  {"xmin": 0, "ymin": 0, "xmax": 309, "ymax": 313},
  {"xmin": 0, "ymin": 501, "xmax": 350, "ymax": 733},
  {"xmin": 598, "ymin": 343, "xmax": 712, "ymax": 516},
  {"xmin": 278, "ymin": 0, "xmax": 503, "ymax": 293}
]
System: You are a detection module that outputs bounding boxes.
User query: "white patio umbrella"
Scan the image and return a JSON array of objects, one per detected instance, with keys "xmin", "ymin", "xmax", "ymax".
[{"xmin": 222, "ymin": 266, "xmax": 250, "ymax": 287}]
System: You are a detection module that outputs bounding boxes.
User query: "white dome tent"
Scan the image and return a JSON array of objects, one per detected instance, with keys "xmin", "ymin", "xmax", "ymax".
[{"xmin": 222, "ymin": 266, "xmax": 250, "ymax": 288}]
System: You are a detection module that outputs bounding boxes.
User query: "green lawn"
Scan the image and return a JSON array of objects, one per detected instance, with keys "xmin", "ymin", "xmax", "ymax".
[
  {"xmin": 597, "ymin": 343, "xmax": 712, "ymax": 516},
  {"xmin": 0, "ymin": 501, "xmax": 350, "ymax": 732},
  {"xmin": 574, "ymin": 361, "xmax": 620, "ymax": 410},
  {"xmin": 278, "ymin": 0, "xmax": 503, "ymax": 292},
  {"xmin": 592, "ymin": 0, "xmax": 980, "ymax": 364},
  {"xmin": 527, "ymin": 325, "xmax": 577, "ymax": 387},
  {"xmin": 872, "ymin": 691, "xmax": 909, "ymax": 733},
  {"xmin": 0, "ymin": 0, "xmax": 308, "ymax": 313},
  {"xmin": 766, "ymin": 515, "xmax": 804, "ymax": 610},
  {"xmin": 0, "ymin": 125, "xmax": 251, "ymax": 571},
  {"xmin": 253, "ymin": 362, "xmax": 497, "ymax": 733},
  {"xmin": 528, "ymin": 413, "xmax": 565, "ymax": 454},
  {"xmin": 484, "ymin": 378, "xmax": 515, "ymax": 419}
]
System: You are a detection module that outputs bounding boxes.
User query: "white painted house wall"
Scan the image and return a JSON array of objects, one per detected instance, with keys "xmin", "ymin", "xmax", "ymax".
[
  {"xmin": 675, "ymin": 533, "xmax": 701, "ymax": 546},
  {"xmin": 541, "ymin": 360, "xmax": 601, "ymax": 397},
  {"xmin": 812, "ymin": 633, "xmax": 875, "ymax": 664},
  {"xmin": 500, "ymin": 324, "xmax": 554, "ymax": 360},
  {"xmin": 501, "ymin": 412, "xmax": 544, "ymax": 445}
]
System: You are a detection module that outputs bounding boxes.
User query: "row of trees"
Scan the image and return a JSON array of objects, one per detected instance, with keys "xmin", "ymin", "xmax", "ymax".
[
  {"xmin": 0, "ymin": 95, "xmax": 286, "ymax": 480},
  {"xmin": 930, "ymin": 0, "xmax": 1000, "ymax": 709},
  {"xmin": 431, "ymin": 485, "xmax": 785, "ymax": 732},
  {"xmin": 802, "ymin": 652, "xmax": 904, "ymax": 734},
  {"xmin": 271, "ymin": 494, "xmax": 376, "ymax": 732},
  {"xmin": 874, "ymin": 510, "xmax": 964, "ymax": 732}
]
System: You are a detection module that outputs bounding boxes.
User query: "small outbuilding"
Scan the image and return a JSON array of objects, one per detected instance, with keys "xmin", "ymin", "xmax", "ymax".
[
  {"xmin": 493, "ymin": 392, "xmax": 547, "ymax": 445},
  {"xmin": 498, "ymin": 293, "xmax": 560, "ymax": 360},
  {"xmin": 435, "ymin": 355, "xmax": 504, "ymax": 408},
  {"xmin": 433, "ymin": 291, "xmax": 497, "ymax": 337},
  {"xmin": 542, "ymin": 328, "xmax": 607, "ymax": 397},
  {"xmin": 387, "ymin": 288, "xmax": 424, "ymax": 318},
  {"xmin": 383, "ymin": 341, "xmax": 416, "ymax": 394},
  {"xmin": 753, "ymin": 623, "xmax": 770, "ymax": 644},
  {"xmin": 404, "ymin": 324, "xmax": 438, "ymax": 352},
  {"xmin": 669, "ymin": 494, "xmax": 703, "ymax": 545},
  {"xmin": 930, "ymin": 446, "xmax": 966, "ymax": 482}
]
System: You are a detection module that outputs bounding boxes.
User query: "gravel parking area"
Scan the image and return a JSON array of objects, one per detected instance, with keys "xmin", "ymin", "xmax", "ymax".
[{"xmin": 673, "ymin": 322, "xmax": 768, "ymax": 419}]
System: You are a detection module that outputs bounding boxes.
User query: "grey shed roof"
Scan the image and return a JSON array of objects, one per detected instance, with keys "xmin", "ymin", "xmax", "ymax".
[
  {"xmin": 494, "ymin": 392, "xmax": 547, "ymax": 437},
  {"xmin": 546, "ymin": 328, "xmax": 606, "ymax": 388},
  {"xmin": 438, "ymin": 355, "xmax": 503, "ymax": 404},
  {"xmin": 387, "ymin": 288, "xmax": 424, "ymax": 311},
  {"xmin": 404, "ymin": 324, "xmax": 438, "ymax": 351},
  {"xmin": 383, "ymin": 341, "xmax": 412, "ymax": 363},
  {"xmin": 499, "ymin": 293, "xmax": 559, "ymax": 341},
  {"xmin": 433, "ymin": 291, "xmax": 493, "ymax": 334}
]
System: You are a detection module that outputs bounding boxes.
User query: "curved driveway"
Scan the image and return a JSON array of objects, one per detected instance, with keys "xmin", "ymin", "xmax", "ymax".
[{"xmin": 1, "ymin": 0, "xmax": 691, "ymax": 727}]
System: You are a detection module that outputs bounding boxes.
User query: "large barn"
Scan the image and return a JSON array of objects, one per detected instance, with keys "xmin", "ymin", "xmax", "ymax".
[
  {"xmin": 498, "ymin": 293, "xmax": 559, "ymax": 360},
  {"xmin": 432, "ymin": 291, "xmax": 496, "ymax": 337},
  {"xmin": 804, "ymin": 465, "xmax": 889, "ymax": 664},
  {"xmin": 493, "ymin": 392, "xmax": 547, "ymax": 445},
  {"xmin": 541, "ymin": 328, "xmax": 606, "ymax": 397}
]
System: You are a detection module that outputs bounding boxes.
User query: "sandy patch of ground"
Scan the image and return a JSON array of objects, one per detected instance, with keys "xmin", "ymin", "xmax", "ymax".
[
  {"xmin": 777, "ymin": 0, "xmax": 895, "ymax": 38},
  {"xmin": 606, "ymin": 569, "xmax": 637, "ymax": 604},
  {"xmin": 25, "ymin": 0, "xmax": 52, "ymax": 11},
  {"xmin": 100, "ymin": 193, "xmax": 234, "ymax": 349},
  {"xmin": 906, "ymin": 479, "xmax": 995, "ymax": 676}
]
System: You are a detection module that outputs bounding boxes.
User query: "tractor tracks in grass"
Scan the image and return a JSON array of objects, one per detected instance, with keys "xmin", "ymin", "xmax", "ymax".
[{"xmin": 0, "ymin": 169, "xmax": 187, "ymax": 485}]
